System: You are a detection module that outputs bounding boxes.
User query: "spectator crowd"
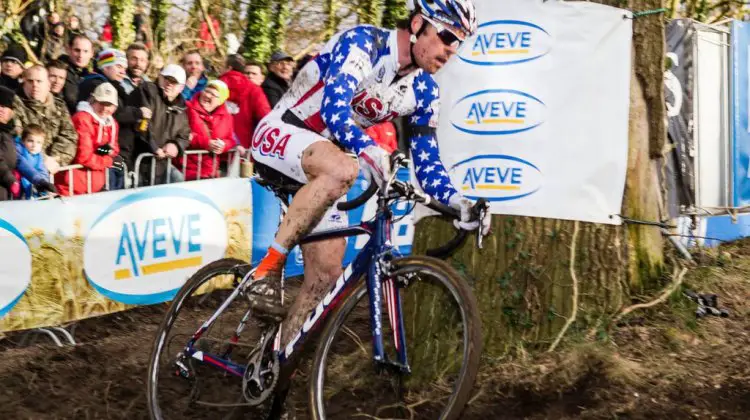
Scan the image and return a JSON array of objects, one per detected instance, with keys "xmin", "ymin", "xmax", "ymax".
[{"xmin": 0, "ymin": 12, "xmax": 399, "ymax": 201}]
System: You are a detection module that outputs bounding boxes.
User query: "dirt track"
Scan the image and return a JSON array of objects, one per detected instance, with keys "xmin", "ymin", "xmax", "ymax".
[{"xmin": 1, "ymin": 249, "xmax": 749, "ymax": 419}]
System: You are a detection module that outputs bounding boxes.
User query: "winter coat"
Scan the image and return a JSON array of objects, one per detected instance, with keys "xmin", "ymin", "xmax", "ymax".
[
  {"xmin": 121, "ymin": 73, "xmax": 149, "ymax": 96},
  {"xmin": 261, "ymin": 71, "xmax": 290, "ymax": 109},
  {"xmin": 219, "ymin": 69, "xmax": 273, "ymax": 148},
  {"xmin": 43, "ymin": 34, "xmax": 65, "ymax": 62},
  {"xmin": 132, "ymin": 81, "xmax": 191, "ymax": 183},
  {"xmin": 13, "ymin": 91, "xmax": 78, "ymax": 166},
  {"xmin": 60, "ymin": 54, "xmax": 92, "ymax": 114},
  {"xmin": 0, "ymin": 122, "xmax": 17, "ymax": 201},
  {"xmin": 54, "ymin": 102, "xmax": 119, "ymax": 196},
  {"xmin": 180, "ymin": 96, "xmax": 235, "ymax": 180},
  {"xmin": 182, "ymin": 74, "xmax": 208, "ymax": 101},
  {"xmin": 0, "ymin": 74, "xmax": 21, "ymax": 92},
  {"xmin": 14, "ymin": 137, "xmax": 49, "ymax": 198},
  {"xmin": 77, "ymin": 72, "xmax": 143, "ymax": 170}
]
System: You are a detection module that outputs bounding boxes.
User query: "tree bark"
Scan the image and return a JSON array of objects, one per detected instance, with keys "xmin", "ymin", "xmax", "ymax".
[
  {"xmin": 409, "ymin": 0, "xmax": 667, "ymax": 361},
  {"xmin": 109, "ymin": 0, "xmax": 135, "ymax": 50},
  {"xmin": 150, "ymin": 0, "xmax": 169, "ymax": 51},
  {"xmin": 327, "ymin": 0, "xmax": 339, "ymax": 36},
  {"xmin": 270, "ymin": 0, "xmax": 291, "ymax": 53},
  {"xmin": 382, "ymin": 0, "xmax": 407, "ymax": 29},
  {"xmin": 359, "ymin": 0, "xmax": 384, "ymax": 26},
  {"xmin": 242, "ymin": 0, "xmax": 273, "ymax": 62}
]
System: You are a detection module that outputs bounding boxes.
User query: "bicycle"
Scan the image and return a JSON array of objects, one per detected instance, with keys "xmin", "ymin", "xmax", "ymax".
[{"xmin": 147, "ymin": 153, "xmax": 487, "ymax": 420}]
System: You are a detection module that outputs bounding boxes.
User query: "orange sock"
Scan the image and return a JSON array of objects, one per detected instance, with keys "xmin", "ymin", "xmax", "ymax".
[{"xmin": 254, "ymin": 247, "xmax": 287, "ymax": 279}]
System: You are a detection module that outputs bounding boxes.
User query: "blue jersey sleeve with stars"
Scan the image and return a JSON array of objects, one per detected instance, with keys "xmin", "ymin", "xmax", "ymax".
[
  {"xmin": 409, "ymin": 72, "xmax": 458, "ymax": 205},
  {"xmin": 320, "ymin": 26, "xmax": 386, "ymax": 155}
]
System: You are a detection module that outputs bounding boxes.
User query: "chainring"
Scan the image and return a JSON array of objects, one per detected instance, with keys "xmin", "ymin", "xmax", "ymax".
[{"xmin": 242, "ymin": 346, "xmax": 280, "ymax": 406}]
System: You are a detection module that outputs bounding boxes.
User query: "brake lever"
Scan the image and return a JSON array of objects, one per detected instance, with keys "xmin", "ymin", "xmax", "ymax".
[
  {"xmin": 476, "ymin": 207, "xmax": 486, "ymax": 249},
  {"xmin": 471, "ymin": 199, "xmax": 488, "ymax": 250}
]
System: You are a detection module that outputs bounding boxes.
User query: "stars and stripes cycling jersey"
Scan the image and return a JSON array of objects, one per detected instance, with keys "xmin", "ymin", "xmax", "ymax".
[{"xmin": 267, "ymin": 24, "xmax": 458, "ymax": 204}]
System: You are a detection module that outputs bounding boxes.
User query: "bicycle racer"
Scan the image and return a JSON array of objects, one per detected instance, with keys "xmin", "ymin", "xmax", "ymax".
[{"xmin": 249, "ymin": 0, "xmax": 490, "ymax": 344}]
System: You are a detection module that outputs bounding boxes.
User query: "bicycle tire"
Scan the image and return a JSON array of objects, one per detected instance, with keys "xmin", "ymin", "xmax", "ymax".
[
  {"xmin": 147, "ymin": 257, "xmax": 253, "ymax": 420},
  {"xmin": 308, "ymin": 255, "xmax": 482, "ymax": 420}
]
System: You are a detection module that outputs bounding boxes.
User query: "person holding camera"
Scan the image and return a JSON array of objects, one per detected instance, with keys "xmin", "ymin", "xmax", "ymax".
[{"xmin": 55, "ymin": 83, "xmax": 120, "ymax": 196}]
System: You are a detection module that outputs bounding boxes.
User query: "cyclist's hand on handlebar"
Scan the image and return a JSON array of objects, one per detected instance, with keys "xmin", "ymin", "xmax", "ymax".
[
  {"xmin": 358, "ymin": 145, "xmax": 391, "ymax": 188},
  {"xmin": 450, "ymin": 194, "xmax": 491, "ymax": 236}
]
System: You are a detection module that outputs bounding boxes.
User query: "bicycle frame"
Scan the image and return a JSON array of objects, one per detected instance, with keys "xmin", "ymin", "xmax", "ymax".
[{"xmin": 180, "ymin": 194, "xmax": 410, "ymax": 379}]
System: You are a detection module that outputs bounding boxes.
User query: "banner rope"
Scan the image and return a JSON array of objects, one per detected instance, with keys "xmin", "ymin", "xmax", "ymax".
[{"xmin": 626, "ymin": 8, "xmax": 668, "ymax": 19}]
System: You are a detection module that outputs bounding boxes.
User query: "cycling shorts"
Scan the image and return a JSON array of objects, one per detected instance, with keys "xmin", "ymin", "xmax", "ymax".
[{"xmin": 251, "ymin": 110, "xmax": 348, "ymax": 233}]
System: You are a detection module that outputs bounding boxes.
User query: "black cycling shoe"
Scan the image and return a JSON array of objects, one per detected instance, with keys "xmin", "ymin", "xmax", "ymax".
[{"xmin": 247, "ymin": 272, "xmax": 287, "ymax": 323}]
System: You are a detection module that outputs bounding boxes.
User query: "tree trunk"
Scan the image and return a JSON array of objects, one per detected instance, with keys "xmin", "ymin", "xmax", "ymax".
[
  {"xmin": 409, "ymin": 0, "xmax": 667, "ymax": 362},
  {"xmin": 359, "ymin": 0, "xmax": 384, "ymax": 26},
  {"xmin": 269, "ymin": 0, "xmax": 291, "ymax": 53},
  {"xmin": 242, "ymin": 0, "xmax": 273, "ymax": 62},
  {"xmin": 382, "ymin": 0, "xmax": 407, "ymax": 29},
  {"xmin": 150, "ymin": 0, "xmax": 169, "ymax": 50},
  {"xmin": 324, "ymin": 0, "xmax": 341, "ymax": 39},
  {"xmin": 109, "ymin": 0, "xmax": 136, "ymax": 50}
]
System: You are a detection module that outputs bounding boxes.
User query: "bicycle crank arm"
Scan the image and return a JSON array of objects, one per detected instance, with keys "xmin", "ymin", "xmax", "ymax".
[{"xmin": 375, "ymin": 359, "xmax": 412, "ymax": 375}]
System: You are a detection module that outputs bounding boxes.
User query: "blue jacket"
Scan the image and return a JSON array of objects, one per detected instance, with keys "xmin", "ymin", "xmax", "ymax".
[
  {"xmin": 181, "ymin": 74, "xmax": 208, "ymax": 101},
  {"xmin": 14, "ymin": 137, "xmax": 49, "ymax": 198}
]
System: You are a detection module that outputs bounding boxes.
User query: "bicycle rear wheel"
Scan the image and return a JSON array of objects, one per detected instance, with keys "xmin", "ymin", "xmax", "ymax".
[
  {"xmin": 147, "ymin": 258, "xmax": 274, "ymax": 420},
  {"xmin": 308, "ymin": 255, "xmax": 482, "ymax": 420}
]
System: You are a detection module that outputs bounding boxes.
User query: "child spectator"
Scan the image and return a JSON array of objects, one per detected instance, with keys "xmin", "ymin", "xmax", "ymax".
[
  {"xmin": 55, "ymin": 83, "xmax": 119, "ymax": 195},
  {"xmin": 14, "ymin": 124, "xmax": 52, "ymax": 199},
  {"xmin": 181, "ymin": 80, "xmax": 235, "ymax": 180}
]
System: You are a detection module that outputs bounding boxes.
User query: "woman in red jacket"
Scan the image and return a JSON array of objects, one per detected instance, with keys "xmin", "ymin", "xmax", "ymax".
[
  {"xmin": 56, "ymin": 83, "xmax": 119, "ymax": 196},
  {"xmin": 180, "ymin": 79, "xmax": 236, "ymax": 180},
  {"xmin": 219, "ymin": 55, "xmax": 271, "ymax": 149}
]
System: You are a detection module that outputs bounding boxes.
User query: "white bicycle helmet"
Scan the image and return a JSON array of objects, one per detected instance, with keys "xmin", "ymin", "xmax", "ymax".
[{"xmin": 408, "ymin": 0, "xmax": 478, "ymax": 38}]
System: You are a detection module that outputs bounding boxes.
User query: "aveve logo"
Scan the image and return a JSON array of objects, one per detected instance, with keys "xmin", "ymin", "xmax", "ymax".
[
  {"xmin": 450, "ymin": 89, "xmax": 545, "ymax": 136},
  {"xmin": 0, "ymin": 219, "xmax": 31, "ymax": 318},
  {"xmin": 460, "ymin": 20, "xmax": 552, "ymax": 66},
  {"xmin": 84, "ymin": 188, "xmax": 227, "ymax": 304},
  {"xmin": 451, "ymin": 155, "xmax": 543, "ymax": 202}
]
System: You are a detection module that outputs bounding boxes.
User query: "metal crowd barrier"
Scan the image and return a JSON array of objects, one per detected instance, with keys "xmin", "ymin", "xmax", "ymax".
[
  {"xmin": 133, "ymin": 149, "xmax": 246, "ymax": 186},
  {"xmin": 11, "ymin": 149, "xmax": 248, "ymax": 201},
  {"xmin": 52, "ymin": 164, "xmax": 92, "ymax": 196}
]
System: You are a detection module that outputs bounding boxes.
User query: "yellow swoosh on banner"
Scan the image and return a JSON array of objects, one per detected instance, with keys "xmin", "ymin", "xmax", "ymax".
[
  {"xmin": 472, "ymin": 49, "xmax": 530, "ymax": 56},
  {"xmin": 462, "ymin": 185, "xmax": 522, "ymax": 191},
  {"xmin": 115, "ymin": 256, "xmax": 203, "ymax": 280},
  {"xmin": 464, "ymin": 119, "xmax": 525, "ymax": 125}
]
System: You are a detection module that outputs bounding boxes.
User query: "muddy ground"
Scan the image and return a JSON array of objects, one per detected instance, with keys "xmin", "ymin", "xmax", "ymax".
[{"xmin": 0, "ymin": 243, "xmax": 748, "ymax": 419}]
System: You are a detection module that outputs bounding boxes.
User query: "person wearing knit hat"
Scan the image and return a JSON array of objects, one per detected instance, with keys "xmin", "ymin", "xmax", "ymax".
[
  {"xmin": 206, "ymin": 80, "xmax": 229, "ymax": 104},
  {"xmin": 76, "ymin": 47, "xmax": 150, "ymax": 190},
  {"xmin": 97, "ymin": 48, "xmax": 128, "ymax": 71},
  {"xmin": 75, "ymin": 48, "xmax": 128, "ymax": 105},
  {"xmin": 182, "ymin": 79, "xmax": 236, "ymax": 180},
  {"xmin": 0, "ymin": 43, "xmax": 28, "ymax": 91}
]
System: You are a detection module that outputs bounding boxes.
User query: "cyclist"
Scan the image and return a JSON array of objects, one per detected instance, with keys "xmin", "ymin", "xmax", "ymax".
[{"xmin": 249, "ymin": 0, "xmax": 489, "ymax": 344}]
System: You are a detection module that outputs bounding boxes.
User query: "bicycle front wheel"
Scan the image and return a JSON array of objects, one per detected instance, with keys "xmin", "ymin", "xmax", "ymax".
[{"xmin": 308, "ymin": 255, "xmax": 482, "ymax": 420}]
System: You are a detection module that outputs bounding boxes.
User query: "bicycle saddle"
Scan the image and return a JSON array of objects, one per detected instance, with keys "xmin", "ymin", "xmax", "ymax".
[{"xmin": 254, "ymin": 161, "xmax": 303, "ymax": 196}]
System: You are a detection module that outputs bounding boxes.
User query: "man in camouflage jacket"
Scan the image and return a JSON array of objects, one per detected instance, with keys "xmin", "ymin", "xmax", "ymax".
[{"xmin": 13, "ymin": 65, "xmax": 78, "ymax": 167}]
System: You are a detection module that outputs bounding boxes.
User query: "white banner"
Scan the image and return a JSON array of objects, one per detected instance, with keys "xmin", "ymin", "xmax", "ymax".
[
  {"xmin": 435, "ymin": 0, "xmax": 632, "ymax": 224},
  {"xmin": 0, "ymin": 179, "xmax": 252, "ymax": 331}
]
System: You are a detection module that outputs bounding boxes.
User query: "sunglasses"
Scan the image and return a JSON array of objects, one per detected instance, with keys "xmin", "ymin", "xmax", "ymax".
[{"xmin": 423, "ymin": 16, "xmax": 466, "ymax": 49}]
